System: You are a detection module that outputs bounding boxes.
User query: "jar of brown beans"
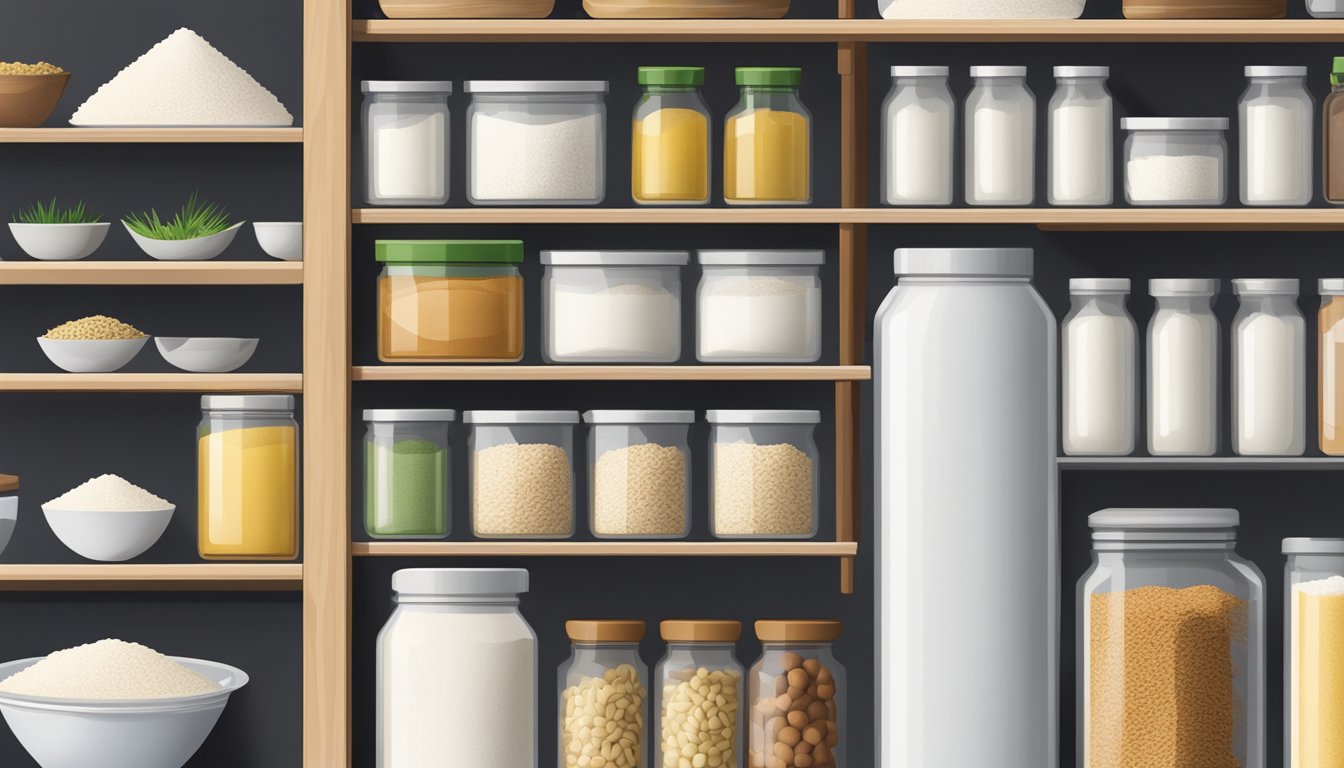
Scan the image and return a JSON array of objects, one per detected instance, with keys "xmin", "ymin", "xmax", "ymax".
[{"xmin": 747, "ymin": 621, "xmax": 844, "ymax": 768}]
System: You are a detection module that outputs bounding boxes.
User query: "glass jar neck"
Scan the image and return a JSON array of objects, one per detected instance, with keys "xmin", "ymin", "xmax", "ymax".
[
  {"xmin": 644, "ymin": 85, "xmax": 698, "ymax": 94},
  {"xmin": 1071, "ymin": 291, "xmax": 1128, "ymax": 308},
  {"xmin": 395, "ymin": 595, "xmax": 520, "ymax": 607},
  {"xmin": 741, "ymin": 85, "xmax": 797, "ymax": 95},
  {"xmin": 1154, "ymin": 295, "xmax": 1214, "ymax": 313},
  {"xmin": 761, "ymin": 641, "xmax": 832, "ymax": 651},
  {"xmin": 667, "ymin": 641, "xmax": 736, "ymax": 651},
  {"xmin": 1095, "ymin": 540, "xmax": 1236, "ymax": 554},
  {"xmin": 1237, "ymin": 293, "xmax": 1296, "ymax": 313}
]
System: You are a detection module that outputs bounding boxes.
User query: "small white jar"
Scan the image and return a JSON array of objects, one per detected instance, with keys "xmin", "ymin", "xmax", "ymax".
[
  {"xmin": 1049, "ymin": 66, "xmax": 1113, "ymax": 206},
  {"xmin": 882, "ymin": 66, "xmax": 955, "ymax": 206},
  {"xmin": 1123, "ymin": 117, "xmax": 1228, "ymax": 206},
  {"xmin": 1062, "ymin": 278, "xmax": 1136, "ymax": 456},
  {"xmin": 362, "ymin": 81, "xmax": 453, "ymax": 207},
  {"xmin": 965, "ymin": 66, "xmax": 1035, "ymax": 206},
  {"xmin": 1239, "ymin": 67, "xmax": 1314, "ymax": 206},
  {"xmin": 1232, "ymin": 278, "xmax": 1305, "ymax": 456},
  {"xmin": 1148, "ymin": 278, "xmax": 1220, "ymax": 456},
  {"xmin": 542, "ymin": 250, "xmax": 687, "ymax": 363},
  {"xmin": 708, "ymin": 409, "xmax": 820, "ymax": 539},
  {"xmin": 584, "ymin": 410, "xmax": 694, "ymax": 539},
  {"xmin": 465, "ymin": 410, "xmax": 579, "ymax": 539},
  {"xmin": 696, "ymin": 250, "xmax": 823, "ymax": 363}
]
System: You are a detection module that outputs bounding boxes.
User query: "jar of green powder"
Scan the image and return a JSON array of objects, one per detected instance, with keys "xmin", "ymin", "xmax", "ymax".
[{"xmin": 364, "ymin": 409, "xmax": 454, "ymax": 539}]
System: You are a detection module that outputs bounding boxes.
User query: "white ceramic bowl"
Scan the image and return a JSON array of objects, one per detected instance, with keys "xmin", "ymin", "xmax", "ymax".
[
  {"xmin": 42, "ymin": 504, "xmax": 174, "ymax": 562},
  {"xmin": 8, "ymin": 223, "xmax": 111, "ymax": 261},
  {"xmin": 0, "ymin": 656, "xmax": 248, "ymax": 768},
  {"xmin": 123, "ymin": 221, "xmax": 245, "ymax": 262},
  {"xmin": 37, "ymin": 337, "xmax": 148, "ymax": 373},
  {"xmin": 155, "ymin": 337, "xmax": 258, "ymax": 373},
  {"xmin": 253, "ymin": 222, "xmax": 302, "ymax": 261},
  {"xmin": 0, "ymin": 495, "xmax": 15, "ymax": 557}
]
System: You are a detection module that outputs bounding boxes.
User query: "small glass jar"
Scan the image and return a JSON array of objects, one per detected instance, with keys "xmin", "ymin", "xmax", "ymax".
[
  {"xmin": 708, "ymin": 410, "xmax": 819, "ymax": 539},
  {"xmin": 542, "ymin": 250, "xmax": 688, "ymax": 364},
  {"xmin": 748, "ymin": 621, "xmax": 845, "ymax": 768},
  {"xmin": 1240, "ymin": 67, "xmax": 1313, "ymax": 206},
  {"xmin": 466, "ymin": 80, "xmax": 608, "ymax": 206},
  {"xmin": 0, "ymin": 474, "xmax": 16, "ymax": 558},
  {"xmin": 1319, "ymin": 279, "xmax": 1344, "ymax": 455},
  {"xmin": 1079, "ymin": 508, "xmax": 1265, "ymax": 768},
  {"xmin": 559, "ymin": 620, "xmax": 649, "ymax": 768},
  {"xmin": 724, "ymin": 67, "xmax": 811, "ymax": 206},
  {"xmin": 1063, "ymin": 278, "xmax": 1136, "ymax": 456},
  {"xmin": 965, "ymin": 66, "xmax": 1035, "ymax": 206},
  {"xmin": 1232, "ymin": 278, "xmax": 1305, "ymax": 456},
  {"xmin": 198, "ymin": 395, "xmax": 298, "ymax": 560},
  {"xmin": 655, "ymin": 620, "xmax": 744, "ymax": 768},
  {"xmin": 376, "ymin": 240, "xmax": 524, "ymax": 363},
  {"xmin": 1049, "ymin": 66, "xmax": 1113, "ymax": 206},
  {"xmin": 363, "ymin": 409, "xmax": 454, "ymax": 539},
  {"xmin": 881, "ymin": 66, "xmax": 955, "ymax": 206},
  {"xmin": 1325, "ymin": 60, "xmax": 1344, "ymax": 203},
  {"xmin": 466, "ymin": 410, "xmax": 578, "ymax": 539},
  {"xmin": 1147, "ymin": 278, "xmax": 1220, "ymax": 457},
  {"xmin": 696, "ymin": 250, "xmax": 823, "ymax": 363},
  {"xmin": 362, "ymin": 81, "xmax": 452, "ymax": 207},
  {"xmin": 1283, "ymin": 538, "xmax": 1344, "ymax": 768},
  {"xmin": 1123, "ymin": 117, "xmax": 1228, "ymax": 206},
  {"xmin": 584, "ymin": 410, "xmax": 693, "ymax": 539},
  {"xmin": 633, "ymin": 67, "xmax": 710, "ymax": 206}
]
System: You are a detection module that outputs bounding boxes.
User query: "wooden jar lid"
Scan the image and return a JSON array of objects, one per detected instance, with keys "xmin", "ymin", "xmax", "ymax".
[{"xmin": 0, "ymin": 475, "xmax": 17, "ymax": 492}]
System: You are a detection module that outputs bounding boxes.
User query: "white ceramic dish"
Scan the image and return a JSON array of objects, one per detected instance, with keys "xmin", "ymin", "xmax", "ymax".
[
  {"xmin": 0, "ymin": 656, "xmax": 248, "ymax": 768},
  {"xmin": 37, "ymin": 337, "xmax": 148, "ymax": 373},
  {"xmin": 0, "ymin": 495, "xmax": 15, "ymax": 558},
  {"xmin": 8, "ymin": 223, "xmax": 111, "ymax": 261},
  {"xmin": 123, "ymin": 221, "xmax": 245, "ymax": 262},
  {"xmin": 42, "ymin": 504, "xmax": 174, "ymax": 562},
  {"xmin": 155, "ymin": 337, "xmax": 258, "ymax": 373},
  {"xmin": 253, "ymin": 222, "xmax": 302, "ymax": 261}
]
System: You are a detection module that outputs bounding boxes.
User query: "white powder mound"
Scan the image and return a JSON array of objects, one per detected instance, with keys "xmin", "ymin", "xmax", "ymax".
[
  {"xmin": 1296, "ymin": 575, "xmax": 1344, "ymax": 596},
  {"xmin": 44, "ymin": 474, "xmax": 171, "ymax": 512},
  {"xmin": 71, "ymin": 28, "xmax": 293, "ymax": 127},
  {"xmin": 0, "ymin": 639, "xmax": 221, "ymax": 700},
  {"xmin": 1126, "ymin": 154, "xmax": 1223, "ymax": 203}
]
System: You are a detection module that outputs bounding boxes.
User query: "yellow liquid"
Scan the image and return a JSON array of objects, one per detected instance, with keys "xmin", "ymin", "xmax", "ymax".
[
  {"xmin": 724, "ymin": 108, "xmax": 810, "ymax": 204},
  {"xmin": 632, "ymin": 107, "xmax": 709, "ymax": 203},
  {"xmin": 1293, "ymin": 587, "xmax": 1344, "ymax": 768},
  {"xmin": 198, "ymin": 425, "xmax": 298, "ymax": 559}
]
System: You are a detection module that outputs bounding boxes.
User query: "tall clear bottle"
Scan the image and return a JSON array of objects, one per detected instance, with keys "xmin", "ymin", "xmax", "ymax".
[
  {"xmin": 1049, "ymin": 66, "xmax": 1113, "ymax": 206},
  {"xmin": 1240, "ymin": 66, "xmax": 1313, "ymax": 206},
  {"xmin": 965, "ymin": 66, "xmax": 1035, "ymax": 206},
  {"xmin": 1147, "ymin": 279, "xmax": 1220, "ymax": 456},
  {"xmin": 882, "ymin": 66, "xmax": 955, "ymax": 206},
  {"xmin": 1232, "ymin": 278, "xmax": 1305, "ymax": 456},
  {"xmin": 1063, "ymin": 278, "xmax": 1136, "ymax": 456}
]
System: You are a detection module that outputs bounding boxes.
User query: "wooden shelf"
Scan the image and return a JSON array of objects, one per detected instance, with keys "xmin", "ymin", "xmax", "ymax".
[
  {"xmin": 353, "ymin": 365, "xmax": 871, "ymax": 382},
  {"xmin": 0, "ymin": 261, "xmax": 303, "ymax": 286},
  {"xmin": 1059, "ymin": 456, "xmax": 1344, "ymax": 470},
  {"xmin": 0, "ymin": 128, "xmax": 304, "ymax": 144},
  {"xmin": 0, "ymin": 564, "xmax": 303, "ymax": 591},
  {"xmin": 0, "ymin": 373, "xmax": 302, "ymax": 393},
  {"xmin": 354, "ymin": 208, "xmax": 854, "ymax": 225},
  {"xmin": 354, "ymin": 541, "xmax": 858, "ymax": 557}
]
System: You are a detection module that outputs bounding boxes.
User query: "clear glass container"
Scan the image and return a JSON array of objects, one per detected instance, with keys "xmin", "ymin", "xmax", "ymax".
[
  {"xmin": 559, "ymin": 620, "xmax": 649, "ymax": 768},
  {"xmin": 1123, "ymin": 117, "xmax": 1228, "ymax": 206},
  {"xmin": 707, "ymin": 410, "xmax": 819, "ymax": 539},
  {"xmin": 724, "ymin": 67, "xmax": 812, "ymax": 206},
  {"xmin": 696, "ymin": 250, "xmax": 823, "ymax": 363},
  {"xmin": 965, "ymin": 66, "xmax": 1035, "ymax": 206},
  {"xmin": 465, "ymin": 80, "xmax": 608, "ymax": 206},
  {"xmin": 1079, "ymin": 508, "xmax": 1266, "ymax": 768},
  {"xmin": 198, "ymin": 395, "xmax": 298, "ymax": 560},
  {"xmin": 363, "ymin": 409, "xmax": 454, "ymax": 539},
  {"xmin": 362, "ymin": 81, "xmax": 452, "ymax": 207},
  {"xmin": 1147, "ymin": 278, "xmax": 1220, "ymax": 456},
  {"xmin": 466, "ymin": 410, "xmax": 578, "ymax": 539},
  {"xmin": 655, "ymin": 620, "xmax": 744, "ymax": 768},
  {"xmin": 1232, "ymin": 278, "xmax": 1305, "ymax": 456},
  {"xmin": 881, "ymin": 66, "xmax": 955, "ymax": 206},
  {"xmin": 584, "ymin": 410, "xmax": 693, "ymax": 539},
  {"xmin": 1283, "ymin": 538, "xmax": 1344, "ymax": 768},
  {"xmin": 542, "ymin": 250, "xmax": 688, "ymax": 364},
  {"xmin": 1063, "ymin": 278, "xmax": 1136, "ymax": 456},
  {"xmin": 1326, "ymin": 60, "xmax": 1344, "ymax": 203},
  {"xmin": 1049, "ymin": 66, "xmax": 1113, "ymax": 206},
  {"xmin": 1320, "ymin": 279, "xmax": 1344, "ymax": 455},
  {"xmin": 748, "ymin": 621, "xmax": 845, "ymax": 768},
  {"xmin": 0, "ymin": 474, "xmax": 16, "ymax": 559},
  {"xmin": 1240, "ymin": 67, "xmax": 1313, "ymax": 206},
  {"xmin": 633, "ymin": 67, "xmax": 710, "ymax": 206}
]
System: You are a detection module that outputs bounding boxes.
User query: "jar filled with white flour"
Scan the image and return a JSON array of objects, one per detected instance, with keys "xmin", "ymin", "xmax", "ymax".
[
  {"xmin": 362, "ymin": 81, "xmax": 453, "ymax": 206},
  {"xmin": 965, "ymin": 66, "xmax": 1035, "ymax": 206},
  {"xmin": 1239, "ymin": 67, "xmax": 1313, "ymax": 206},
  {"xmin": 1232, "ymin": 278, "xmax": 1305, "ymax": 456},
  {"xmin": 881, "ymin": 66, "xmax": 955, "ymax": 206},
  {"xmin": 542, "ymin": 250, "xmax": 687, "ymax": 363},
  {"xmin": 1148, "ymin": 278, "xmax": 1220, "ymax": 456},
  {"xmin": 1048, "ymin": 66, "xmax": 1113, "ymax": 206},
  {"xmin": 1063, "ymin": 278, "xmax": 1136, "ymax": 456},
  {"xmin": 378, "ymin": 568, "xmax": 538, "ymax": 768},
  {"xmin": 1123, "ymin": 118, "xmax": 1228, "ymax": 206},
  {"xmin": 696, "ymin": 250, "xmax": 823, "ymax": 363},
  {"xmin": 466, "ymin": 410, "xmax": 578, "ymax": 539}
]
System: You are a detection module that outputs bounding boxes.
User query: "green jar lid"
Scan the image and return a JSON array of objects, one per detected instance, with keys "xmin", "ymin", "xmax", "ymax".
[
  {"xmin": 639, "ymin": 66, "xmax": 704, "ymax": 87},
  {"xmin": 736, "ymin": 67, "xmax": 802, "ymax": 87},
  {"xmin": 1334, "ymin": 57, "xmax": 1344, "ymax": 86},
  {"xmin": 375, "ymin": 240, "xmax": 524, "ymax": 264}
]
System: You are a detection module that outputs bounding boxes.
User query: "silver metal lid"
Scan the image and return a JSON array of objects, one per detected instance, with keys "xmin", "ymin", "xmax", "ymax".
[
  {"xmin": 201, "ymin": 395, "xmax": 294, "ymax": 411},
  {"xmin": 706, "ymin": 410, "xmax": 820, "ymax": 425},
  {"xmin": 541, "ymin": 251, "xmax": 689, "ymax": 266},
  {"xmin": 1283, "ymin": 537, "xmax": 1344, "ymax": 554},
  {"xmin": 363, "ymin": 409, "xmax": 456, "ymax": 422},
  {"xmin": 891, "ymin": 66, "xmax": 949, "ymax": 77},
  {"xmin": 970, "ymin": 65, "xmax": 1026, "ymax": 78},
  {"xmin": 1245, "ymin": 65, "xmax": 1307, "ymax": 78},
  {"xmin": 1233, "ymin": 277, "xmax": 1299, "ymax": 295},
  {"xmin": 392, "ymin": 568, "xmax": 528, "ymax": 597},
  {"xmin": 1320, "ymin": 278, "xmax": 1344, "ymax": 295},
  {"xmin": 1090, "ymin": 507, "xmax": 1238, "ymax": 529},
  {"xmin": 1122, "ymin": 117, "xmax": 1229, "ymax": 131},
  {"xmin": 1070, "ymin": 278, "xmax": 1130, "ymax": 293},
  {"xmin": 464, "ymin": 410, "xmax": 580, "ymax": 425},
  {"xmin": 894, "ymin": 248, "xmax": 1033, "ymax": 278},
  {"xmin": 361, "ymin": 80, "xmax": 454, "ymax": 94},
  {"xmin": 1149, "ymin": 278, "xmax": 1218, "ymax": 297},
  {"xmin": 697, "ymin": 250, "xmax": 825, "ymax": 266},
  {"xmin": 1054, "ymin": 66, "xmax": 1109, "ymax": 78},
  {"xmin": 464, "ymin": 80, "xmax": 608, "ymax": 94},
  {"xmin": 583, "ymin": 410, "xmax": 696, "ymax": 424}
]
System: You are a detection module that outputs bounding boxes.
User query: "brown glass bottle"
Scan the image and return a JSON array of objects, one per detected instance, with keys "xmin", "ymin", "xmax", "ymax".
[{"xmin": 1325, "ymin": 58, "xmax": 1344, "ymax": 204}]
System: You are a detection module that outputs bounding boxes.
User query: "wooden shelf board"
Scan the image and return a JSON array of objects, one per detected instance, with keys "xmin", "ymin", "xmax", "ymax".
[
  {"xmin": 353, "ymin": 365, "xmax": 870, "ymax": 382},
  {"xmin": 0, "ymin": 373, "xmax": 302, "ymax": 393},
  {"xmin": 1060, "ymin": 456, "xmax": 1344, "ymax": 470},
  {"xmin": 0, "ymin": 128, "xmax": 304, "ymax": 144},
  {"xmin": 0, "ymin": 261, "xmax": 303, "ymax": 286},
  {"xmin": 354, "ymin": 541, "xmax": 858, "ymax": 556},
  {"xmin": 0, "ymin": 564, "xmax": 303, "ymax": 591},
  {"xmin": 354, "ymin": 208, "xmax": 853, "ymax": 225}
]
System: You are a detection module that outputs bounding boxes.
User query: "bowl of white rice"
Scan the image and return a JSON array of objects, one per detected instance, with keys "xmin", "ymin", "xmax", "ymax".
[{"xmin": 42, "ymin": 475, "xmax": 174, "ymax": 562}]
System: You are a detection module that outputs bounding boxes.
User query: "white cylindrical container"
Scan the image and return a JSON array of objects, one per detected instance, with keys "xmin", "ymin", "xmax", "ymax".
[
  {"xmin": 1048, "ymin": 66, "xmax": 1113, "ymax": 206},
  {"xmin": 1308, "ymin": 0, "xmax": 1344, "ymax": 17},
  {"xmin": 965, "ymin": 66, "xmax": 1035, "ymax": 206},
  {"xmin": 876, "ymin": 248, "xmax": 1056, "ymax": 768},
  {"xmin": 1123, "ymin": 118, "xmax": 1229, "ymax": 206},
  {"xmin": 882, "ymin": 66, "xmax": 955, "ymax": 206},
  {"xmin": 362, "ymin": 81, "xmax": 453, "ymax": 207},
  {"xmin": 541, "ymin": 250, "xmax": 687, "ymax": 363},
  {"xmin": 1148, "ymin": 278, "xmax": 1220, "ymax": 456},
  {"xmin": 1240, "ymin": 66, "xmax": 1314, "ymax": 206},
  {"xmin": 1063, "ymin": 278, "xmax": 1136, "ymax": 456},
  {"xmin": 378, "ymin": 568, "xmax": 538, "ymax": 768},
  {"xmin": 696, "ymin": 250, "xmax": 823, "ymax": 363},
  {"xmin": 1233, "ymin": 278, "xmax": 1305, "ymax": 456}
]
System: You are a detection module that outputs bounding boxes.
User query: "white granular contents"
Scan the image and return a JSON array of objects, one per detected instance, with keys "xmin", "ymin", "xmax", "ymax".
[
  {"xmin": 712, "ymin": 441, "xmax": 814, "ymax": 536},
  {"xmin": 550, "ymin": 282, "xmax": 680, "ymax": 361},
  {"xmin": 1126, "ymin": 154, "xmax": 1223, "ymax": 203},
  {"xmin": 473, "ymin": 443, "xmax": 573, "ymax": 536},
  {"xmin": 71, "ymin": 28, "xmax": 293, "ymax": 127},
  {"xmin": 0, "ymin": 639, "xmax": 220, "ymax": 700},
  {"xmin": 593, "ymin": 443, "xmax": 687, "ymax": 536},
  {"xmin": 1296, "ymin": 575, "xmax": 1344, "ymax": 596},
  {"xmin": 699, "ymin": 276, "xmax": 821, "ymax": 360},
  {"xmin": 44, "ymin": 474, "xmax": 171, "ymax": 512},
  {"xmin": 471, "ymin": 112, "xmax": 601, "ymax": 202},
  {"xmin": 881, "ymin": 0, "xmax": 1083, "ymax": 16}
]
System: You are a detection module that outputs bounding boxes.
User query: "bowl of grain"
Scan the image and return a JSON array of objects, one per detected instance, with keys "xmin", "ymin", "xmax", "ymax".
[
  {"xmin": 42, "ymin": 474, "xmax": 174, "ymax": 562},
  {"xmin": 0, "ymin": 639, "xmax": 248, "ymax": 768},
  {"xmin": 37, "ymin": 315, "xmax": 149, "ymax": 373},
  {"xmin": 0, "ymin": 62, "xmax": 70, "ymax": 128}
]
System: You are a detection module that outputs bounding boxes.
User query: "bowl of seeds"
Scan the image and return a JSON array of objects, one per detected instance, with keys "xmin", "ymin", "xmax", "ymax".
[
  {"xmin": 37, "ymin": 315, "xmax": 149, "ymax": 373},
  {"xmin": 0, "ymin": 62, "xmax": 70, "ymax": 128}
]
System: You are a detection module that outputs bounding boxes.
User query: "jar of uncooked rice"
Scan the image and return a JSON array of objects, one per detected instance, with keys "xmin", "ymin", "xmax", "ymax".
[
  {"xmin": 708, "ymin": 410, "xmax": 819, "ymax": 539},
  {"xmin": 361, "ymin": 81, "xmax": 452, "ymax": 206},
  {"xmin": 748, "ymin": 620, "xmax": 845, "ymax": 768},
  {"xmin": 655, "ymin": 620, "xmax": 744, "ymax": 768},
  {"xmin": 467, "ymin": 410, "xmax": 578, "ymax": 539},
  {"xmin": 696, "ymin": 250, "xmax": 823, "ymax": 363},
  {"xmin": 559, "ymin": 620, "xmax": 649, "ymax": 768},
  {"xmin": 1122, "ymin": 118, "xmax": 1228, "ymax": 206},
  {"xmin": 584, "ymin": 410, "xmax": 693, "ymax": 539},
  {"xmin": 543, "ymin": 250, "xmax": 688, "ymax": 364}
]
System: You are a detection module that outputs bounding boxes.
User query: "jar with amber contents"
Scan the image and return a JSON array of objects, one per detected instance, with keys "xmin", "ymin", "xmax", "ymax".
[
  {"xmin": 633, "ymin": 67, "xmax": 710, "ymax": 206},
  {"xmin": 376, "ymin": 240, "xmax": 524, "ymax": 362},
  {"xmin": 1320, "ymin": 279, "xmax": 1344, "ymax": 455}
]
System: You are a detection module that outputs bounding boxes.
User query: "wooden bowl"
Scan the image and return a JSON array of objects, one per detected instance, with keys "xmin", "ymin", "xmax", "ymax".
[
  {"xmin": 0, "ymin": 73, "xmax": 70, "ymax": 128},
  {"xmin": 584, "ymin": 0, "xmax": 790, "ymax": 17},
  {"xmin": 378, "ymin": 0, "xmax": 555, "ymax": 17}
]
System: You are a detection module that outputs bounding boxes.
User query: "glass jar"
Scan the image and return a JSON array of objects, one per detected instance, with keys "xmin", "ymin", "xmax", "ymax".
[
  {"xmin": 363, "ymin": 409, "xmax": 454, "ymax": 539},
  {"xmin": 361, "ymin": 81, "xmax": 452, "ymax": 207},
  {"xmin": 965, "ymin": 66, "xmax": 1035, "ymax": 206},
  {"xmin": 376, "ymin": 240, "xmax": 524, "ymax": 363},
  {"xmin": 1049, "ymin": 66, "xmax": 1113, "ymax": 206},
  {"xmin": 881, "ymin": 66, "xmax": 955, "ymax": 206},
  {"xmin": 1233, "ymin": 278, "xmax": 1305, "ymax": 456},
  {"xmin": 1325, "ymin": 60, "xmax": 1344, "ymax": 203},
  {"xmin": 707, "ymin": 410, "xmax": 819, "ymax": 539},
  {"xmin": 633, "ymin": 67, "xmax": 710, "ymax": 206},
  {"xmin": 724, "ymin": 67, "xmax": 811, "ymax": 206},
  {"xmin": 465, "ymin": 80, "xmax": 608, "ymax": 205},
  {"xmin": 0, "ymin": 474, "xmax": 16, "ymax": 558},
  {"xmin": 1147, "ymin": 278, "xmax": 1220, "ymax": 456},
  {"xmin": 197, "ymin": 395, "xmax": 298, "ymax": 560},
  {"xmin": 1079, "ymin": 508, "xmax": 1266, "ymax": 768},
  {"xmin": 655, "ymin": 620, "xmax": 744, "ymax": 768},
  {"xmin": 1240, "ymin": 67, "xmax": 1313, "ymax": 206},
  {"xmin": 696, "ymin": 250, "xmax": 823, "ymax": 363},
  {"xmin": 466, "ymin": 410, "xmax": 578, "ymax": 539},
  {"xmin": 1063, "ymin": 278, "xmax": 1136, "ymax": 456},
  {"xmin": 584, "ymin": 410, "xmax": 693, "ymax": 539},
  {"xmin": 1320, "ymin": 279, "xmax": 1344, "ymax": 454},
  {"xmin": 1123, "ymin": 117, "xmax": 1228, "ymax": 206},
  {"xmin": 558, "ymin": 620, "xmax": 649, "ymax": 768},
  {"xmin": 1283, "ymin": 538, "xmax": 1344, "ymax": 768},
  {"xmin": 748, "ymin": 621, "xmax": 845, "ymax": 768},
  {"xmin": 542, "ymin": 250, "xmax": 688, "ymax": 364},
  {"xmin": 378, "ymin": 568, "xmax": 538, "ymax": 768}
]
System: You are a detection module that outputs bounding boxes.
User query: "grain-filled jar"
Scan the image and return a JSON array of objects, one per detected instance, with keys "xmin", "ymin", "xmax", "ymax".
[
  {"xmin": 1122, "ymin": 118, "xmax": 1229, "ymax": 206},
  {"xmin": 655, "ymin": 620, "xmax": 744, "ymax": 768},
  {"xmin": 633, "ymin": 67, "xmax": 710, "ymax": 206},
  {"xmin": 696, "ymin": 250, "xmax": 823, "ymax": 363},
  {"xmin": 542, "ymin": 250, "xmax": 688, "ymax": 364},
  {"xmin": 466, "ymin": 410, "xmax": 578, "ymax": 539},
  {"xmin": 559, "ymin": 620, "xmax": 649, "ymax": 768},
  {"xmin": 363, "ymin": 409, "xmax": 454, "ymax": 539},
  {"xmin": 361, "ymin": 80, "xmax": 452, "ymax": 206},
  {"xmin": 749, "ymin": 621, "xmax": 845, "ymax": 768},
  {"xmin": 376, "ymin": 240, "xmax": 524, "ymax": 362},
  {"xmin": 1283, "ymin": 538, "xmax": 1344, "ymax": 768},
  {"xmin": 198, "ymin": 395, "xmax": 298, "ymax": 560},
  {"xmin": 1319, "ymin": 279, "xmax": 1344, "ymax": 455},
  {"xmin": 584, "ymin": 410, "xmax": 694, "ymax": 539},
  {"xmin": 725, "ymin": 68, "xmax": 811, "ymax": 206},
  {"xmin": 708, "ymin": 410, "xmax": 820, "ymax": 539}
]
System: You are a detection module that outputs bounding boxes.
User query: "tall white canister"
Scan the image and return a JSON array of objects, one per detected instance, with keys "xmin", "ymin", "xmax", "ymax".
[
  {"xmin": 876, "ymin": 248, "xmax": 1057, "ymax": 768},
  {"xmin": 965, "ymin": 66, "xmax": 1036, "ymax": 206}
]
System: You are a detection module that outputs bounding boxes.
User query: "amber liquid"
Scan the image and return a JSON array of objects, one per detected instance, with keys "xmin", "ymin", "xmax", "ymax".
[
  {"xmin": 1321, "ymin": 297, "xmax": 1344, "ymax": 454},
  {"xmin": 378, "ymin": 273, "xmax": 523, "ymax": 362},
  {"xmin": 1326, "ymin": 88, "xmax": 1344, "ymax": 204}
]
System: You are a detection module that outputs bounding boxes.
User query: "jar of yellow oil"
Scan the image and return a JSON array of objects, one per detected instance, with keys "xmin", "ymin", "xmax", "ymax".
[
  {"xmin": 632, "ymin": 66, "xmax": 711, "ymax": 206},
  {"xmin": 198, "ymin": 395, "xmax": 298, "ymax": 560},
  {"xmin": 724, "ymin": 67, "xmax": 812, "ymax": 206}
]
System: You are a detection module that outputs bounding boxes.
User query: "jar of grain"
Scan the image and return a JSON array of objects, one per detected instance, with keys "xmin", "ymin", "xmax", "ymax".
[
  {"xmin": 724, "ymin": 68, "xmax": 811, "ymax": 206},
  {"xmin": 696, "ymin": 250, "xmax": 824, "ymax": 363},
  {"xmin": 198, "ymin": 395, "xmax": 298, "ymax": 560},
  {"xmin": 361, "ymin": 81, "xmax": 452, "ymax": 207},
  {"xmin": 655, "ymin": 620, "xmax": 744, "ymax": 768},
  {"xmin": 1079, "ymin": 508, "xmax": 1265, "ymax": 768},
  {"xmin": 466, "ymin": 410, "xmax": 578, "ymax": 539},
  {"xmin": 748, "ymin": 620, "xmax": 845, "ymax": 768},
  {"xmin": 584, "ymin": 410, "xmax": 693, "ymax": 539},
  {"xmin": 363, "ymin": 409, "xmax": 454, "ymax": 539},
  {"xmin": 1122, "ymin": 118, "xmax": 1228, "ymax": 206},
  {"xmin": 1318, "ymin": 279, "xmax": 1344, "ymax": 455},
  {"xmin": 633, "ymin": 67, "xmax": 710, "ymax": 206},
  {"xmin": 707, "ymin": 410, "xmax": 819, "ymax": 539},
  {"xmin": 558, "ymin": 620, "xmax": 649, "ymax": 768},
  {"xmin": 1283, "ymin": 538, "xmax": 1344, "ymax": 768}
]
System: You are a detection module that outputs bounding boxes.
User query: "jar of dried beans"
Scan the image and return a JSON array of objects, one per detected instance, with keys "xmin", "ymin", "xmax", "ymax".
[
  {"xmin": 559, "ymin": 620, "xmax": 649, "ymax": 768},
  {"xmin": 707, "ymin": 410, "xmax": 820, "ymax": 539},
  {"xmin": 748, "ymin": 621, "xmax": 844, "ymax": 768},
  {"xmin": 655, "ymin": 620, "xmax": 744, "ymax": 768},
  {"xmin": 1079, "ymin": 508, "xmax": 1266, "ymax": 768}
]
